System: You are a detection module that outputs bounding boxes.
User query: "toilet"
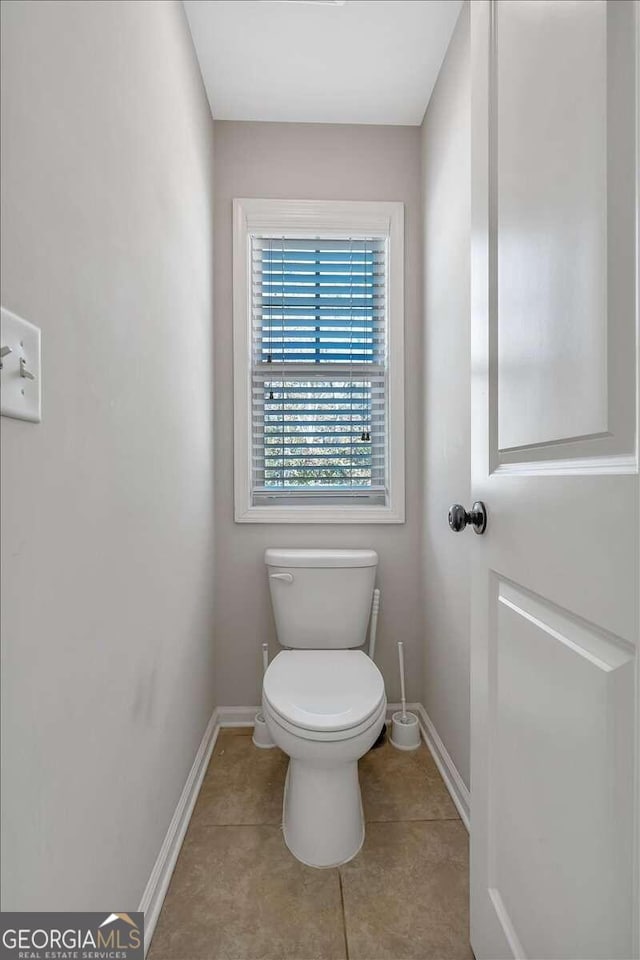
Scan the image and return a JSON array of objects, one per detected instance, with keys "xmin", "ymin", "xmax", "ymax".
[{"xmin": 262, "ymin": 547, "xmax": 386, "ymax": 868}]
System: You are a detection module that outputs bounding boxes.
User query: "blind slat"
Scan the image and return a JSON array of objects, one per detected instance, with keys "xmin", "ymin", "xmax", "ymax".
[
  {"xmin": 252, "ymin": 363, "xmax": 385, "ymax": 378},
  {"xmin": 256, "ymin": 274, "xmax": 384, "ymax": 285},
  {"xmin": 253, "ymin": 237, "xmax": 382, "ymax": 248}
]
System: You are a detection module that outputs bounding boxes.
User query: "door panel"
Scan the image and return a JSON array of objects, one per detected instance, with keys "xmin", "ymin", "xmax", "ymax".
[
  {"xmin": 492, "ymin": 579, "xmax": 634, "ymax": 959},
  {"xmin": 494, "ymin": 0, "xmax": 637, "ymax": 467},
  {"xmin": 470, "ymin": 2, "xmax": 639, "ymax": 958},
  {"xmin": 497, "ymin": 0, "xmax": 608, "ymax": 451}
]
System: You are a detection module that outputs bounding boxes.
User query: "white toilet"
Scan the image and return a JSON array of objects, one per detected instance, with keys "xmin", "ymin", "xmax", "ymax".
[{"xmin": 262, "ymin": 547, "xmax": 386, "ymax": 869}]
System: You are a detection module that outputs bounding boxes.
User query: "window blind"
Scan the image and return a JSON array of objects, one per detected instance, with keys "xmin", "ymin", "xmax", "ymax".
[{"xmin": 251, "ymin": 237, "xmax": 388, "ymax": 504}]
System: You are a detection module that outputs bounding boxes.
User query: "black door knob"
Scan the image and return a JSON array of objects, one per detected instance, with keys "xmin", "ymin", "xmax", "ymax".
[{"xmin": 448, "ymin": 501, "xmax": 487, "ymax": 535}]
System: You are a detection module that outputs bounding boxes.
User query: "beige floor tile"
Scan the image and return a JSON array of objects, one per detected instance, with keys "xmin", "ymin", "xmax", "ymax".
[
  {"xmin": 359, "ymin": 740, "xmax": 460, "ymax": 822},
  {"xmin": 190, "ymin": 732, "xmax": 288, "ymax": 827},
  {"xmin": 340, "ymin": 820, "xmax": 472, "ymax": 960},
  {"xmin": 148, "ymin": 824, "xmax": 347, "ymax": 960}
]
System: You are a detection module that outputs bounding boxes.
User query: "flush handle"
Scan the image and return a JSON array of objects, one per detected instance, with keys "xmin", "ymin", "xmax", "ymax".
[
  {"xmin": 270, "ymin": 572, "xmax": 294, "ymax": 583},
  {"xmin": 448, "ymin": 501, "xmax": 487, "ymax": 535}
]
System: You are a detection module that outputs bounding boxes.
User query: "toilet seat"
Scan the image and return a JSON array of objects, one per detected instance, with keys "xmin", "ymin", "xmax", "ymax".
[{"xmin": 263, "ymin": 649, "xmax": 386, "ymax": 742}]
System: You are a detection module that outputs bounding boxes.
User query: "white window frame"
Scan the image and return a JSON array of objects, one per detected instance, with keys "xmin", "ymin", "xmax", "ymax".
[{"xmin": 233, "ymin": 198, "xmax": 405, "ymax": 524}]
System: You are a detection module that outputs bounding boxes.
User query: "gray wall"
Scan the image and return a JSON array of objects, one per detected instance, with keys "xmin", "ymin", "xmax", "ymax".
[
  {"xmin": 0, "ymin": 0, "xmax": 216, "ymax": 909},
  {"xmin": 212, "ymin": 121, "xmax": 423, "ymax": 706},
  {"xmin": 420, "ymin": 5, "xmax": 471, "ymax": 787}
]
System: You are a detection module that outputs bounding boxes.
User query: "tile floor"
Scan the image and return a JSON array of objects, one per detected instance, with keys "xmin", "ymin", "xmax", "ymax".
[{"xmin": 148, "ymin": 727, "xmax": 472, "ymax": 960}]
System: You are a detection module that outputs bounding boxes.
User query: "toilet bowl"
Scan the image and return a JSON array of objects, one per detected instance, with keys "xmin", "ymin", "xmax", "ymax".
[
  {"xmin": 263, "ymin": 547, "xmax": 384, "ymax": 868},
  {"xmin": 263, "ymin": 648, "xmax": 386, "ymax": 868}
]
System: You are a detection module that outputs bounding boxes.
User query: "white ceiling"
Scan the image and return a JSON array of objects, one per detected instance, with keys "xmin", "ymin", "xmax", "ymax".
[{"xmin": 183, "ymin": 0, "xmax": 462, "ymax": 126}]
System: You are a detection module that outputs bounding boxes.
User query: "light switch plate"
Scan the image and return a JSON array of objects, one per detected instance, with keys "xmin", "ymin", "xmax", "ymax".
[{"xmin": 1, "ymin": 306, "xmax": 42, "ymax": 422}]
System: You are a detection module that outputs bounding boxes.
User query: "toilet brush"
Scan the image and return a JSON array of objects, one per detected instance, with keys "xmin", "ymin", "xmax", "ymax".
[
  {"xmin": 389, "ymin": 641, "xmax": 421, "ymax": 751},
  {"xmin": 253, "ymin": 643, "xmax": 276, "ymax": 749}
]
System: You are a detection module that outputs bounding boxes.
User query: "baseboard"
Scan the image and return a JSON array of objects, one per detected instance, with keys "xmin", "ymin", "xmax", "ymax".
[
  {"xmin": 414, "ymin": 704, "xmax": 470, "ymax": 831},
  {"xmin": 138, "ymin": 708, "xmax": 220, "ymax": 956},
  {"xmin": 216, "ymin": 705, "xmax": 260, "ymax": 726}
]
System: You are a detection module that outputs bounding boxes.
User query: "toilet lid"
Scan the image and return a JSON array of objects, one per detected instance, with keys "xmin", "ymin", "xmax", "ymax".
[{"xmin": 263, "ymin": 650, "xmax": 385, "ymax": 733}]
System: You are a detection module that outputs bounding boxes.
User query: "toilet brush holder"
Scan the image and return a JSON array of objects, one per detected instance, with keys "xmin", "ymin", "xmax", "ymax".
[
  {"xmin": 390, "ymin": 711, "xmax": 421, "ymax": 751},
  {"xmin": 252, "ymin": 711, "xmax": 276, "ymax": 749}
]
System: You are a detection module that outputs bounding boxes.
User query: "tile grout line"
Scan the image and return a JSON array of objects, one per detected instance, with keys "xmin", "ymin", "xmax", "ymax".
[
  {"xmin": 337, "ymin": 868, "xmax": 350, "ymax": 960},
  {"xmin": 365, "ymin": 815, "xmax": 462, "ymax": 824},
  {"xmin": 189, "ymin": 816, "xmax": 462, "ymax": 831}
]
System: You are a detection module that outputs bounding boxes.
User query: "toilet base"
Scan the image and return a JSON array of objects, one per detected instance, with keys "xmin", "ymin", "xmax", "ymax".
[{"xmin": 282, "ymin": 758, "xmax": 365, "ymax": 868}]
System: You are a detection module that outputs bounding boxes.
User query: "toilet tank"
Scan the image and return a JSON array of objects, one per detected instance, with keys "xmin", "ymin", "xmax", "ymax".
[{"xmin": 265, "ymin": 548, "xmax": 378, "ymax": 649}]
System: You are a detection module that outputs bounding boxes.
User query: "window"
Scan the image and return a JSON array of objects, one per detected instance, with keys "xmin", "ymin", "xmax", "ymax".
[{"xmin": 233, "ymin": 199, "xmax": 404, "ymax": 523}]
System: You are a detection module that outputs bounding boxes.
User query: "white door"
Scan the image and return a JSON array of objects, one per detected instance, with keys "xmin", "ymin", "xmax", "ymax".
[{"xmin": 469, "ymin": 2, "xmax": 639, "ymax": 958}]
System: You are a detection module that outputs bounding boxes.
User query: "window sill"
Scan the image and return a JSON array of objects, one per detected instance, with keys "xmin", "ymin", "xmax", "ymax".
[{"xmin": 234, "ymin": 503, "xmax": 405, "ymax": 524}]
